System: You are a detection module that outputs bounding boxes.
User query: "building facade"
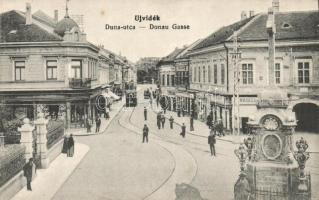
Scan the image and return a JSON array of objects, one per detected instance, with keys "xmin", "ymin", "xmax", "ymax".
[
  {"xmin": 0, "ymin": 4, "xmax": 133, "ymax": 129},
  {"xmin": 187, "ymin": 8, "xmax": 319, "ymax": 133}
]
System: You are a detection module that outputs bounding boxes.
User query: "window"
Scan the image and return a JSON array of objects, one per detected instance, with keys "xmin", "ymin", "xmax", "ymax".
[
  {"xmin": 208, "ymin": 65, "xmax": 211, "ymax": 83},
  {"xmin": 297, "ymin": 61, "xmax": 310, "ymax": 84},
  {"xmin": 162, "ymin": 74, "xmax": 165, "ymax": 85},
  {"xmin": 193, "ymin": 67, "xmax": 197, "ymax": 82},
  {"xmin": 198, "ymin": 67, "xmax": 201, "ymax": 83},
  {"xmin": 275, "ymin": 63, "xmax": 281, "ymax": 84},
  {"xmin": 15, "ymin": 61, "xmax": 25, "ymax": 81},
  {"xmin": 71, "ymin": 60, "xmax": 82, "ymax": 79},
  {"xmin": 167, "ymin": 74, "xmax": 170, "ymax": 86},
  {"xmin": 221, "ymin": 64, "xmax": 225, "ymax": 85},
  {"xmin": 214, "ymin": 64, "xmax": 218, "ymax": 84},
  {"xmin": 203, "ymin": 66, "xmax": 206, "ymax": 83},
  {"xmin": 46, "ymin": 60, "xmax": 57, "ymax": 80},
  {"xmin": 242, "ymin": 63, "xmax": 253, "ymax": 84},
  {"xmin": 171, "ymin": 75, "xmax": 175, "ymax": 86}
]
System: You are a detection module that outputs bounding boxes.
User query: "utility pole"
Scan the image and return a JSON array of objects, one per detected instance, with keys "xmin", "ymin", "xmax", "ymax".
[{"xmin": 230, "ymin": 31, "xmax": 241, "ymax": 135}]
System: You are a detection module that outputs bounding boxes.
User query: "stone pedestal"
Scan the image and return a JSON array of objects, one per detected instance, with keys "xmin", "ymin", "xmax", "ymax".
[
  {"xmin": 34, "ymin": 113, "xmax": 49, "ymax": 168},
  {"xmin": 18, "ymin": 118, "xmax": 34, "ymax": 161}
]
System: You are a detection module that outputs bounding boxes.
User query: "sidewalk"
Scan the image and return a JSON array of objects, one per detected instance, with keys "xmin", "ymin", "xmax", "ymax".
[
  {"xmin": 151, "ymin": 105, "xmax": 243, "ymax": 144},
  {"xmin": 71, "ymin": 99, "xmax": 125, "ymax": 136},
  {"xmin": 11, "ymin": 143, "xmax": 90, "ymax": 200},
  {"xmin": 151, "ymin": 105, "xmax": 319, "ymax": 152}
]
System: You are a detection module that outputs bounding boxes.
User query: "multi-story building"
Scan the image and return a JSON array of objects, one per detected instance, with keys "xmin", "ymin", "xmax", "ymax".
[
  {"xmin": 0, "ymin": 4, "xmax": 129, "ymax": 129},
  {"xmin": 157, "ymin": 47, "xmax": 186, "ymax": 111},
  {"xmin": 187, "ymin": 4, "xmax": 319, "ymax": 133}
]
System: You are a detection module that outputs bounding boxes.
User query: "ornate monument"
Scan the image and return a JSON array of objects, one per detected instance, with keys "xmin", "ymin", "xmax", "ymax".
[{"xmin": 234, "ymin": 89, "xmax": 312, "ymax": 200}]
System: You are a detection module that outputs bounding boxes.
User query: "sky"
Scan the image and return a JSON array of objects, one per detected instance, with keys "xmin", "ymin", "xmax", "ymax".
[{"xmin": 0, "ymin": 0, "xmax": 318, "ymax": 62}]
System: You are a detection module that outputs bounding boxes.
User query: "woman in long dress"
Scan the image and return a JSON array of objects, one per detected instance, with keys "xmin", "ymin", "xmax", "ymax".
[{"xmin": 67, "ymin": 134, "xmax": 74, "ymax": 157}]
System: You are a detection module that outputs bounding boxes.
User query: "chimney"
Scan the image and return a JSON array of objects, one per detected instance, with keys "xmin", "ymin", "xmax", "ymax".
[
  {"xmin": 54, "ymin": 10, "xmax": 58, "ymax": 23},
  {"xmin": 241, "ymin": 11, "xmax": 247, "ymax": 20},
  {"xmin": 26, "ymin": 3, "xmax": 32, "ymax": 25},
  {"xmin": 266, "ymin": 7, "xmax": 276, "ymax": 86},
  {"xmin": 272, "ymin": 0, "xmax": 279, "ymax": 12},
  {"xmin": 249, "ymin": 10, "xmax": 255, "ymax": 17}
]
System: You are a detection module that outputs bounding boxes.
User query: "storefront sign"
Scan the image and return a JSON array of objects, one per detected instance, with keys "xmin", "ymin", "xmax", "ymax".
[{"xmin": 239, "ymin": 97, "xmax": 258, "ymax": 105}]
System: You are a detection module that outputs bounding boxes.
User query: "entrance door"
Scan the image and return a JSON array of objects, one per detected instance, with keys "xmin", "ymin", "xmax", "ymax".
[{"xmin": 293, "ymin": 103, "xmax": 319, "ymax": 132}]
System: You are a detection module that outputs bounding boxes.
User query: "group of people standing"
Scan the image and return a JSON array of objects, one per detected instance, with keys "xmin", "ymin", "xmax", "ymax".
[{"xmin": 62, "ymin": 134, "xmax": 75, "ymax": 157}]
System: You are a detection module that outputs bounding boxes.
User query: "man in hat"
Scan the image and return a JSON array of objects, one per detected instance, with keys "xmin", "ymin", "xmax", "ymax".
[
  {"xmin": 180, "ymin": 123, "xmax": 186, "ymax": 138},
  {"xmin": 144, "ymin": 107, "xmax": 148, "ymax": 121},
  {"xmin": 23, "ymin": 158, "xmax": 36, "ymax": 191},
  {"xmin": 142, "ymin": 124, "xmax": 149, "ymax": 143},
  {"xmin": 208, "ymin": 130, "xmax": 216, "ymax": 156}
]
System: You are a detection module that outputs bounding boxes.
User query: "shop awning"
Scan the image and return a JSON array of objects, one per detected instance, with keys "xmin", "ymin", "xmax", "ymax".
[
  {"xmin": 102, "ymin": 93, "xmax": 112, "ymax": 98},
  {"xmin": 108, "ymin": 91, "xmax": 120, "ymax": 100}
]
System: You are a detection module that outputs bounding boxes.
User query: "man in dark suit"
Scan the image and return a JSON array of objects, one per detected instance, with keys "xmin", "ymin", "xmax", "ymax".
[
  {"xmin": 142, "ymin": 124, "xmax": 149, "ymax": 143},
  {"xmin": 208, "ymin": 131, "xmax": 216, "ymax": 156},
  {"xmin": 157, "ymin": 113, "xmax": 161, "ymax": 129},
  {"xmin": 180, "ymin": 123, "xmax": 186, "ymax": 138},
  {"xmin": 23, "ymin": 158, "xmax": 36, "ymax": 191}
]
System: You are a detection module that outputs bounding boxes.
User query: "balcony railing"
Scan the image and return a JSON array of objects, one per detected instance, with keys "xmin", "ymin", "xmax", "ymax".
[
  {"xmin": 69, "ymin": 78, "xmax": 91, "ymax": 89},
  {"xmin": 257, "ymin": 99, "xmax": 289, "ymax": 108}
]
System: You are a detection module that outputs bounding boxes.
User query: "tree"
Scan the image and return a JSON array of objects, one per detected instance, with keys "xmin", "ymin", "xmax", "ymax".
[{"xmin": 0, "ymin": 103, "xmax": 23, "ymax": 143}]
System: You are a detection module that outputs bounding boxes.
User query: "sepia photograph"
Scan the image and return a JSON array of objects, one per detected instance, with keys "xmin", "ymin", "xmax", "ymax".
[{"xmin": 0, "ymin": 0, "xmax": 318, "ymax": 199}]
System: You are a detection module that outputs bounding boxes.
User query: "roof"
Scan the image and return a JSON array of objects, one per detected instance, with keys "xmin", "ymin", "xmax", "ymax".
[
  {"xmin": 239, "ymin": 11, "xmax": 319, "ymax": 41},
  {"xmin": 161, "ymin": 47, "xmax": 187, "ymax": 62},
  {"xmin": 54, "ymin": 16, "xmax": 79, "ymax": 37},
  {"xmin": 0, "ymin": 10, "xmax": 62, "ymax": 43},
  {"xmin": 192, "ymin": 17, "xmax": 254, "ymax": 50},
  {"xmin": 191, "ymin": 10, "xmax": 319, "ymax": 52},
  {"xmin": 33, "ymin": 10, "xmax": 56, "ymax": 28}
]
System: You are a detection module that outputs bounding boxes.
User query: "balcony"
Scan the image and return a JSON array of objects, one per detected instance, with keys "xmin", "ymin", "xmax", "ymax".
[
  {"xmin": 69, "ymin": 78, "xmax": 91, "ymax": 89},
  {"xmin": 257, "ymin": 99, "xmax": 289, "ymax": 109}
]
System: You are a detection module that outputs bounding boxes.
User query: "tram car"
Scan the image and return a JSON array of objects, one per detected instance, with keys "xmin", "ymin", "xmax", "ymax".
[{"xmin": 125, "ymin": 90, "xmax": 137, "ymax": 107}]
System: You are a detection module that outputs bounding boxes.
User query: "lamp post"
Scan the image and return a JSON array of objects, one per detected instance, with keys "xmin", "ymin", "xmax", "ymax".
[{"xmin": 214, "ymin": 87, "xmax": 218, "ymax": 122}]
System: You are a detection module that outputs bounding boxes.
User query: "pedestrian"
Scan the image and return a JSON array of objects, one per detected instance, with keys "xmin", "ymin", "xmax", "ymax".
[
  {"xmin": 190, "ymin": 116, "xmax": 194, "ymax": 131},
  {"xmin": 62, "ymin": 135, "xmax": 69, "ymax": 154},
  {"xmin": 23, "ymin": 158, "xmax": 36, "ymax": 191},
  {"xmin": 180, "ymin": 123, "xmax": 186, "ymax": 138},
  {"xmin": 169, "ymin": 116, "xmax": 174, "ymax": 129},
  {"xmin": 206, "ymin": 112, "xmax": 213, "ymax": 129},
  {"xmin": 95, "ymin": 117, "xmax": 101, "ymax": 133},
  {"xmin": 161, "ymin": 114, "xmax": 166, "ymax": 129},
  {"xmin": 144, "ymin": 107, "xmax": 147, "ymax": 121},
  {"xmin": 177, "ymin": 108, "xmax": 181, "ymax": 117},
  {"xmin": 142, "ymin": 124, "xmax": 149, "ymax": 143},
  {"xmin": 156, "ymin": 96, "xmax": 159, "ymax": 107},
  {"xmin": 150, "ymin": 97, "xmax": 153, "ymax": 108},
  {"xmin": 67, "ymin": 134, "xmax": 75, "ymax": 157},
  {"xmin": 157, "ymin": 112, "xmax": 161, "ymax": 129},
  {"xmin": 208, "ymin": 131, "xmax": 216, "ymax": 156},
  {"xmin": 182, "ymin": 106, "xmax": 186, "ymax": 117},
  {"xmin": 86, "ymin": 118, "xmax": 91, "ymax": 133}
]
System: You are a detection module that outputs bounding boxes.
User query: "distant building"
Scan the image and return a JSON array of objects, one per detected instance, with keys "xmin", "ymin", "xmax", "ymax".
[{"xmin": 136, "ymin": 57, "xmax": 160, "ymax": 83}]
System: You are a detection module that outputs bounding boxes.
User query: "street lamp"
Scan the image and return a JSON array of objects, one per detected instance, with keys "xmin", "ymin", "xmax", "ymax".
[{"xmin": 214, "ymin": 87, "xmax": 218, "ymax": 121}]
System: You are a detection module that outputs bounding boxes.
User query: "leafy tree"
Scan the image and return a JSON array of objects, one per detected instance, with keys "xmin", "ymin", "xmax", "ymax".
[{"xmin": 0, "ymin": 103, "xmax": 23, "ymax": 141}]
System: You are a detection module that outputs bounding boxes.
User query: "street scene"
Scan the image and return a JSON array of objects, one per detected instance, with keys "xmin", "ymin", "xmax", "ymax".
[{"xmin": 0, "ymin": 0, "xmax": 319, "ymax": 200}]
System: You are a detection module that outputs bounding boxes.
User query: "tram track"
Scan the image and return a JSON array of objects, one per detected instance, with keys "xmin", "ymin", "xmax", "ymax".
[{"xmin": 116, "ymin": 106, "xmax": 197, "ymax": 200}]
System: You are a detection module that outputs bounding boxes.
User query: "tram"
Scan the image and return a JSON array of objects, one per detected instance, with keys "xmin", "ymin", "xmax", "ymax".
[{"xmin": 125, "ymin": 90, "xmax": 137, "ymax": 107}]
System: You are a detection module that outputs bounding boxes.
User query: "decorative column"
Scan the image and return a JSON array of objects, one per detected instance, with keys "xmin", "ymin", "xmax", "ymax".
[
  {"xmin": 18, "ymin": 118, "xmax": 34, "ymax": 161},
  {"xmin": 34, "ymin": 113, "xmax": 49, "ymax": 168}
]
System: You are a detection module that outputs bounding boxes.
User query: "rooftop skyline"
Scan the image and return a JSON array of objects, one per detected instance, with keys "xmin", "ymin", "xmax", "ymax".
[{"xmin": 0, "ymin": 0, "xmax": 317, "ymax": 62}]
